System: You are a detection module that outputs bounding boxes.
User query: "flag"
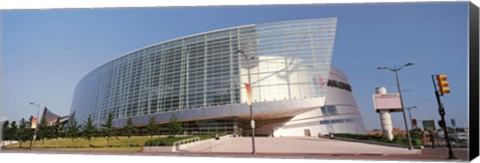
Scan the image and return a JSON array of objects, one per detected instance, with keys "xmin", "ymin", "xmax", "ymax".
[{"xmin": 244, "ymin": 83, "xmax": 252, "ymax": 106}]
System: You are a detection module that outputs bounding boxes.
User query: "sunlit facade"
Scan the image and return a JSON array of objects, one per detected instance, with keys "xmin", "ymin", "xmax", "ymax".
[{"xmin": 70, "ymin": 18, "xmax": 367, "ymax": 136}]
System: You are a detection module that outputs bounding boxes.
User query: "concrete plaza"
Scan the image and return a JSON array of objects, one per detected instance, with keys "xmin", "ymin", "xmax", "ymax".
[
  {"xmin": 177, "ymin": 136, "xmax": 421, "ymax": 155},
  {"xmin": 2, "ymin": 137, "xmax": 469, "ymax": 161}
]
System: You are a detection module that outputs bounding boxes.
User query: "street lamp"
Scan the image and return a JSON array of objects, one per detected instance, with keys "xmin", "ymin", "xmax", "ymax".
[
  {"xmin": 29, "ymin": 102, "xmax": 41, "ymax": 150},
  {"xmin": 405, "ymin": 106, "xmax": 418, "ymax": 129},
  {"xmin": 236, "ymin": 49, "xmax": 256, "ymax": 154},
  {"xmin": 377, "ymin": 62, "xmax": 415, "ymax": 150}
]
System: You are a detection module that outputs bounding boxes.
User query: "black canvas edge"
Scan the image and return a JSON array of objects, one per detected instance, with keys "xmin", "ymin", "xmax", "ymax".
[{"xmin": 469, "ymin": 1, "xmax": 479, "ymax": 161}]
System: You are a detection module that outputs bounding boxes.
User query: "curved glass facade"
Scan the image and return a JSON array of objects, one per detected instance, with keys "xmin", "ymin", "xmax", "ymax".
[{"xmin": 70, "ymin": 18, "xmax": 338, "ymax": 124}]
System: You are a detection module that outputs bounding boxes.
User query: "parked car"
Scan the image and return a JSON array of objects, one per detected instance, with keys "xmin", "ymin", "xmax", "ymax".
[
  {"xmin": 451, "ymin": 132, "xmax": 468, "ymax": 143},
  {"xmin": 436, "ymin": 129, "xmax": 468, "ymax": 144}
]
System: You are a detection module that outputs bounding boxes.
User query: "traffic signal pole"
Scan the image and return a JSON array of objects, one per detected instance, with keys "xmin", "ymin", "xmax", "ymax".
[{"xmin": 431, "ymin": 75, "xmax": 457, "ymax": 159}]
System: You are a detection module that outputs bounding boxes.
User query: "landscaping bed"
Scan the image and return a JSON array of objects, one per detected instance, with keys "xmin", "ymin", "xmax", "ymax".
[
  {"xmin": 332, "ymin": 133, "xmax": 423, "ymax": 149},
  {"xmin": 144, "ymin": 132, "xmax": 226, "ymax": 146}
]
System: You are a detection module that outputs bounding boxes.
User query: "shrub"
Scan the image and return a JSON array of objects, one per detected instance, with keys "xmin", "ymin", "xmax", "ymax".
[
  {"xmin": 411, "ymin": 139, "xmax": 423, "ymax": 146},
  {"xmin": 378, "ymin": 136, "xmax": 391, "ymax": 143},
  {"xmin": 144, "ymin": 133, "xmax": 227, "ymax": 147},
  {"xmin": 144, "ymin": 136, "xmax": 193, "ymax": 146},
  {"xmin": 198, "ymin": 133, "xmax": 215, "ymax": 140},
  {"xmin": 392, "ymin": 134, "xmax": 405, "ymax": 144},
  {"xmin": 197, "ymin": 132, "xmax": 227, "ymax": 140},
  {"xmin": 334, "ymin": 133, "xmax": 384, "ymax": 141},
  {"xmin": 409, "ymin": 128, "xmax": 424, "ymax": 140},
  {"xmin": 332, "ymin": 133, "xmax": 423, "ymax": 147},
  {"xmin": 398, "ymin": 138, "xmax": 424, "ymax": 147}
]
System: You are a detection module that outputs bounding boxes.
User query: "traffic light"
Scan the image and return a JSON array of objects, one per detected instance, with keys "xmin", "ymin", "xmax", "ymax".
[
  {"xmin": 438, "ymin": 120, "xmax": 445, "ymax": 129},
  {"xmin": 436, "ymin": 74, "xmax": 450, "ymax": 95}
]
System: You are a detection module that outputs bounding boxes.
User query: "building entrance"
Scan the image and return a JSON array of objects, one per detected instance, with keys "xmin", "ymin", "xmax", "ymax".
[{"xmin": 304, "ymin": 129, "xmax": 311, "ymax": 137}]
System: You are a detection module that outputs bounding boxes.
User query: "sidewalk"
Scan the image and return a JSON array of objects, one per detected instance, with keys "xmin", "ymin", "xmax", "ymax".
[
  {"xmin": 3, "ymin": 136, "xmax": 468, "ymax": 161},
  {"xmin": 2, "ymin": 139, "xmax": 468, "ymax": 161}
]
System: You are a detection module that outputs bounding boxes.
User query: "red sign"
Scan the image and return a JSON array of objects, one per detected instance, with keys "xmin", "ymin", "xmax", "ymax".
[
  {"xmin": 31, "ymin": 117, "xmax": 37, "ymax": 129},
  {"xmin": 319, "ymin": 75, "xmax": 326, "ymax": 88},
  {"xmin": 244, "ymin": 83, "xmax": 253, "ymax": 106}
]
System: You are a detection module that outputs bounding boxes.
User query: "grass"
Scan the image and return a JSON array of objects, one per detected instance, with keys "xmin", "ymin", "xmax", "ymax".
[
  {"xmin": 4, "ymin": 134, "xmax": 219, "ymax": 152},
  {"xmin": 4, "ymin": 136, "xmax": 168, "ymax": 151},
  {"xmin": 46, "ymin": 147, "xmax": 142, "ymax": 152}
]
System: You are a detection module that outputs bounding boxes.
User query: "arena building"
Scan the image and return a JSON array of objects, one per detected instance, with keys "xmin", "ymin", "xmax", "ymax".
[{"xmin": 70, "ymin": 18, "xmax": 368, "ymax": 137}]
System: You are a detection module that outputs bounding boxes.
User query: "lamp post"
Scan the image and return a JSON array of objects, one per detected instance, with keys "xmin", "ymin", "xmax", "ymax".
[
  {"xmin": 405, "ymin": 106, "xmax": 417, "ymax": 129},
  {"xmin": 29, "ymin": 102, "xmax": 41, "ymax": 150},
  {"xmin": 378, "ymin": 62, "xmax": 414, "ymax": 150},
  {"xmin": 236, "ymin": 49, "xmax": 256, "ymax": 154}
]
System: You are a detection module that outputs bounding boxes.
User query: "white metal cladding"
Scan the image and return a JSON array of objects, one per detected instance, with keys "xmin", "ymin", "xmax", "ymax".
[
  {"xmin": 269, "ymin": 67, "xmax": 368, "ymax": 137},
  {"xmin": 70, "ymin": 18, "xmax": 338, "ymax": 125}
]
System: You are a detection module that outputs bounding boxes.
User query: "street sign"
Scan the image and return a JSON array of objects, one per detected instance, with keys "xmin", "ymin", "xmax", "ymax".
[
  {"xmin": 451, "ymin": 119, "xmax": 456, "ymax": 127},
  {"xmin": 423, "ymin": 120, "xmax": 436, "ymax": 131}
]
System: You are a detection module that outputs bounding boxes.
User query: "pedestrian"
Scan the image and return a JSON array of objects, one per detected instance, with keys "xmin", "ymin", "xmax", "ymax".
[{"xmin": 429, "ymin": 130, "xmax": 436, "ymax": 148}]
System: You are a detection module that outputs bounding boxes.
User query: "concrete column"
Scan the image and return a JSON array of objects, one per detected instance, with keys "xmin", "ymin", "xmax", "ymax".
[
  {"xmin": 376, "ymin": 87, "xmax": 394, "ymax": 141},
  {"xmin": 380, "ymin": 110, "xmax": 394, "ymax": 140}
]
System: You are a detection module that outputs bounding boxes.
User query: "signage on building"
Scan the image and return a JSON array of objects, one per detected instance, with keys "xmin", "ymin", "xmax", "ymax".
[
  {"xmin": 372, "ymin": 93, "xmax": 402, "ymax": 112},
  {"xmin": 318, "ymin": 75, "xmax": 352, "ymax": 92},
  {"xmin": 327, "ymin": 79, "xmax": 352, "ymax": 92},
  {"xmin": 318, "ymin": 76, "xmax": 352, "ymax": 92},
  {"xmin": 423, "ymin": 120, "xmax": 436, "ymax": 131}
]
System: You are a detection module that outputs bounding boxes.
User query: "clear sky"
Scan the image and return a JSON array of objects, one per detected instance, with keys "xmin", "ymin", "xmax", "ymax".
[{"xmin": 1, "ymin": 2, "xmax": 469, "ymax": 130}]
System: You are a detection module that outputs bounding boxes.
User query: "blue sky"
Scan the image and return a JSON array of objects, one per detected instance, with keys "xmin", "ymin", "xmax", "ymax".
[{"xmin": 1, "ymin": 2, "xmax": 469, "ymax": 130}]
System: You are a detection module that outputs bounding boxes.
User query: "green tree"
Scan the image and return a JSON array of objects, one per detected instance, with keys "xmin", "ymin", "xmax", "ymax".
[
  {"xmin": 2, "ymin": 120, "xmax": 9, "ymax": 148},
  {"xmin": 37, "ymin": 117, "xmax": 50, "ymax": 144},
  {"xmin": 51, "ymin": 118, "xmax": 63, "ymax": 148},
  {"xmin": 66, "ymin": 119, "xmax": 81, "ymax": 143},
  {"xmin": 168, "ymin": 114, "xmax": 183, "ymax": 137},
  {"xmin": 101, "ymin": 112, "xmax": 116, "ymax": 146},
  {"xmin": 145, "ymin": 116, "xmax": 158, "ymax": 141},
  {"xmin": 16, "ymin": 118, "xmax": 29, "ymax": 148},
  {"xmin": 27, "ymin": 116, "xmax": 35, "ymax": 148},
  {"xmin": 8, "ymin": 121, "xmax": 17, "ymax": 147},
  {"xmin": 123, "ymin": 117, "xmax": 137, "ymax": 147},
  {"xmin": 82, "ymin": 114, "xmax": 97, "ymax": 146}
]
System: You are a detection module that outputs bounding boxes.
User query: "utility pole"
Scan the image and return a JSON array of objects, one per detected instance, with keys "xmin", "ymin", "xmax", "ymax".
[
  {"xmin": 431, "ymin": 74, "xmax": 457, "ymax": 159},
  {"xmin": 237, "ymin": 50, "xmax": 256, "ymax": 154},
  {"xmin": 378, "ymin": 63, "xmax": 414, "ymax": 150}
]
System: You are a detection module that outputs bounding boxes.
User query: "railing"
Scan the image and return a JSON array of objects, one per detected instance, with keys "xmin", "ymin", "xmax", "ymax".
[{"xmin": 173, "ymin": 136, "xmax": 201, "ymax": 146}]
